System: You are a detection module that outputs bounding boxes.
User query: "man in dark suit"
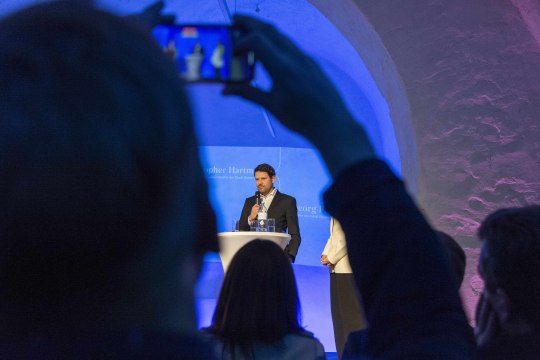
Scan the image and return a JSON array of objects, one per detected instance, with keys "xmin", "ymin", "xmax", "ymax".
[{"xmin": 238, "ymin": 164, "xmax": 301, "ymax": 262}]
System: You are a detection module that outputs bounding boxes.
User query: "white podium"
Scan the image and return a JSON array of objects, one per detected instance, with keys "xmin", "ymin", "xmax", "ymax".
[{"xmin": 217, "ymin": 232, "xmax": 291, "ymax": 272}]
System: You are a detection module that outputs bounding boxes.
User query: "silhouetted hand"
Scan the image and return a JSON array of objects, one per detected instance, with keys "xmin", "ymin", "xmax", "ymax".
[
  {"xmin": 126, "ymin": 1, "xmax": 175, "ymax": 29},
  {"xmin": 224, "ymin": 15, "xmax": 375, "ymax": 178}
]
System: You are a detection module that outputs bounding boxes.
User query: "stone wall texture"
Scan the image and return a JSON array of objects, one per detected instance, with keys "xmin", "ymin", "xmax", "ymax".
[
  {"xmin": 310, "ymin": 0, "xmax": 540, "ymax": 322},
  {"xmin": 312, "ymin": 0, "xmax": 540, "ymax": 247}
]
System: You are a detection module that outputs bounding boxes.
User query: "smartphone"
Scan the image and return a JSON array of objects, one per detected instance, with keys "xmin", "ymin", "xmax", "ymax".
[{"xmin": 152, "ymin": 24, "xmax": 255, "ymax": 83}]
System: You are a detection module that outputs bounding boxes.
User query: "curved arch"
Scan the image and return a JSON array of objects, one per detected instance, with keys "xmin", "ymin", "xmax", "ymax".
[{"xmin": 309, "ymin": 0, "xmax": 419, "ymax": 194}]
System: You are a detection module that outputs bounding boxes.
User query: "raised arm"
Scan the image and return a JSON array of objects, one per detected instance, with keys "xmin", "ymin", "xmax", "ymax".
[{"xmin": 224, "ymin": 15, "xmax": 474, "ymax": 359}]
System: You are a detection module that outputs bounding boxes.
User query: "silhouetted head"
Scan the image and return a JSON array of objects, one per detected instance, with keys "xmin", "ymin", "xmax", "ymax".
[
  {"xmin": 0, "ymin": 1, "xmax": 216, "ymax": 331},
  {"xmin": 478, "ymin": 205, "xmax": 540, "ymax": 330},
  {"xmin": 208, "ymin": 240, "xmax": 302, "ymax": 357}
]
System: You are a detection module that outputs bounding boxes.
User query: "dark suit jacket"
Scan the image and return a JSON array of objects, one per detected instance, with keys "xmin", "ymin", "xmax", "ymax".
[{"xmin": 239, "ymin": 190, "xmax": 301, "ymax": 261}]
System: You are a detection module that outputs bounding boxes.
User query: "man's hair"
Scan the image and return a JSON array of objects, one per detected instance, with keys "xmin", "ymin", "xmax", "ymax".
[
  {"xmin": 478, "ymin": 205, "xmax": 540, "ymax": 328},
  {"xmin": 254, "ymin": 163, "xmax": 276, "ymax": 177},
  {"xmin": 207, "ymin": 240, "xmax": 302, "ymax": 357},
  {"xmin": 0, "ymin": 1, "xmax": 215, "ymax": 327}
]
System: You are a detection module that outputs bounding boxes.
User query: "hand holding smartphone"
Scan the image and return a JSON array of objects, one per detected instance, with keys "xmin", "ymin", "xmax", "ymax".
[{"xmin": 152, "ymin": 24, "xmax": 255, "ymax": 83}]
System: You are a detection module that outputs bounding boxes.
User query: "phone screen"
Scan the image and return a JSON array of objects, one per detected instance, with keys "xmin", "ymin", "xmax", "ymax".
[{"xmin": 152, "ymin": 24, "xmax": 255, "ymax": 83}]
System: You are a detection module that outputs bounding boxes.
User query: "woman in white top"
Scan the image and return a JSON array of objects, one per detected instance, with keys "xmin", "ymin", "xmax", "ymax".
[
  {"xmin": 204, "ymin": 240, "xmax": 326, "ymax": 359},
  {"xmin": 321, "ymin": 218, "xmax": 367, "ymax": 359}
]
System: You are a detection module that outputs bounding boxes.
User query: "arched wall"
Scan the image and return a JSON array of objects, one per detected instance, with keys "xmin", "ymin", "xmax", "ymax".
[
  {"xmin": 309, "ymin": 0, "xmax": 419, "ymax": 196},
  {"xmin": 312, "ymin": 0, "xmax": 540, "ymax": 246}
]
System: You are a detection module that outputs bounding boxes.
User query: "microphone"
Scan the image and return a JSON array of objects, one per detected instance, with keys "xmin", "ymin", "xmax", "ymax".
[{"xmin": 255, "ymin": 191, "xmax": 261, "ymax": 205}]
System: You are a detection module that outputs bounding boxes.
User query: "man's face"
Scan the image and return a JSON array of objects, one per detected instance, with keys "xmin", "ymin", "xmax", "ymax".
[{"xmin": 255, "ymin": 171, "xmax": 275, "ymax": 196}]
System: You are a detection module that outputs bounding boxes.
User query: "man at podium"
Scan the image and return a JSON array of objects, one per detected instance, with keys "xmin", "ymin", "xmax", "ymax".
[{"xmin": 238, "ymin": 163, "xmax": 301, "ymax": 262}]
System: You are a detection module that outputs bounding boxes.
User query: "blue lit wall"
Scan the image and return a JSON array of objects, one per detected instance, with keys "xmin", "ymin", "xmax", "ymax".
[{"xmin": 185, "ymin": 0, "xmax": 402, "ymax": 265}]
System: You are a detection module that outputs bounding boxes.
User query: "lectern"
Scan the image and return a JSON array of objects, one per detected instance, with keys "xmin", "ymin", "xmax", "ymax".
[{"xmin": 217, "ymin": 232, "xmax": 291, "ymax": 272}]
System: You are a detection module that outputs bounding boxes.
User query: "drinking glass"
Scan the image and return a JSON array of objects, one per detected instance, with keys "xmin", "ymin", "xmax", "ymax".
[
  {"xmin": 231, "ymin": 220, "xmax": 240, "ymax": 232},
  {"xmin": 267, "ymin": 218, "xmax": 276, "ymax": 232}
]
